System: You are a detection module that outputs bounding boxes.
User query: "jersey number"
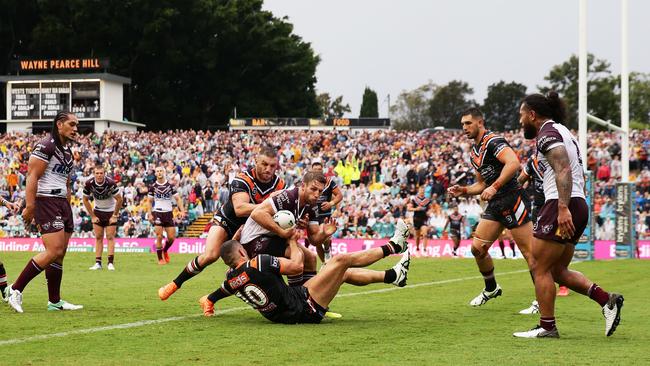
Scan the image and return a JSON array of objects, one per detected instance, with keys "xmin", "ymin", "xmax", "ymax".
[{"xmin": 236, "ymin": 284, "xmax": 269, "ymax": 309}]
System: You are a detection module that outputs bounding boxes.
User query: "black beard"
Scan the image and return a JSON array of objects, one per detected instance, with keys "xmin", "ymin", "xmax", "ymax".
[{"xmin": 523, "ymin": 124, "xmax": 538, "ymax": 139}]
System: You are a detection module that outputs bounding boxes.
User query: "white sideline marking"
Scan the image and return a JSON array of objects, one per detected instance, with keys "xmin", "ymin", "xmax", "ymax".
[{"xmin": 0, "ymin": 269, "xmax": 530, "ymax": 346}]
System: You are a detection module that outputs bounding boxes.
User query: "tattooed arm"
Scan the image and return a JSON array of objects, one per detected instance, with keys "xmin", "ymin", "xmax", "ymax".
[{"xmin": 545, "ymin": 145, "xmax": 575, "ymax": 239}]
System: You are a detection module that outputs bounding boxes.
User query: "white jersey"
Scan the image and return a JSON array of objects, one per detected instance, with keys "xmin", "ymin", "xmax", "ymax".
[
  {"xmin": 147, "ymin": 180, "xmax": 178, "ymax": 212},
  {"xmin": 240, "ymin": 186, "xmax": 318, "ymax": 245},
  {"xmin": 31, "ymin": 136, "xmax": 73, "ymax": 199},
  {"xmin": 535, "ymin": 121, "xmax": 585, "ymax": 201}
]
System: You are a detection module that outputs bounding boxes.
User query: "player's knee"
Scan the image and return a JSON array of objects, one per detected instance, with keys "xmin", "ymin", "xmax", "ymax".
[
  {"xmin": 470, "ymin": 244, "xmax": 487, "ymax": 259},
  {"xmin": 48, "ymin": 245, "xmax": 66, "ymax": 260},
  {"xmin": 330, "ymin": 253, "xmax": 350, "ymax": 267}
]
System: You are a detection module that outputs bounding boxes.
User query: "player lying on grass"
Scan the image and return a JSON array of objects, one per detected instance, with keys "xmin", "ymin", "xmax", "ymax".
[{"xmin": 197, "ymin": 219, "xmax": 411, "ymax": 323}]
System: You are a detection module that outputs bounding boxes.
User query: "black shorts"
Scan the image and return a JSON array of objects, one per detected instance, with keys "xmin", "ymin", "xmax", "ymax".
[
  {"xmin": 533, "ymin": 198, "xmax": 588, "ymax": 244},
  {"xmin": 210, "ymin": 213, "xmax": 239, "ymax": 238},
  {"xmin": 244, "ymin": 235, "xmax": 288, "ymax": 258},
  {"xmin": 413, "ymin": 215, "xmax": 428, "ymax": 230},
  {"xmin": 93, "ymin": 209, "xmax": 116, "ymax": 227},
  {"xmin": 262, "ymin": 286, "xmax": 327, "ymax": 324},
  {"xmin": 35, "ymin": 197, "xmax": 74, "ymax": 234},
  {"xmin": 450, "ymin": 229, "xmax": 461, "ymax": 239},
  {"xmin": 481, "ymin": 189, "xmax": 530, "ymax": 229},
  {"xmin": 152, "ymin": 211, "xmax": 174, "ymax": 227}
]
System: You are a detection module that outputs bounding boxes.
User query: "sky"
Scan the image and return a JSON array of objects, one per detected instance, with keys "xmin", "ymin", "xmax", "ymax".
[{"xmin": 263, "ymin": 0, "xmax": 650, "ymax": 118}]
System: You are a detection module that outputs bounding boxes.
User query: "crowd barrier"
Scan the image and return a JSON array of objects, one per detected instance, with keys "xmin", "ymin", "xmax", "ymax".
[{"xmin": 0, "ymin": 238, "xmax": 647, "ymax": 259}]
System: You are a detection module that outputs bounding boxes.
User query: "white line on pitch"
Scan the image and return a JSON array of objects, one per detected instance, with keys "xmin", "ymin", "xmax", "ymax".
[{"xmin": 0, "ymin": 268, "xmax": 530, "ymax": 346}]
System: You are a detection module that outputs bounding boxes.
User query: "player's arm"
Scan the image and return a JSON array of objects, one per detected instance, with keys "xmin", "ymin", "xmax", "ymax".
[
  {"xmin": 82, "ymin": 195, "xmax": 97, "ymax": 223},
  {"xmin": 250, "ymin": 198, "xmax": 294, "ymax": 239},
  {"xmin": 545, "ymin": 145, "xmax": 575, "ymax": 239},
  {"xmin": 174, "ymin": 193, "xmax": 185, "ymax": 216},
  {"xmin": 321, "ymin": 186, "xmax": 343, "ymax": 212},
  {"xmin": 22, "ymin": 156, "xmax": 48, "ymax": 224},
  {"xmin": 232, "ymin": 191, "xmax": 256, "ymax": 218},
  {"xmin": 479, "ymin": 147, "xmax": 520, "ymax": 201},
  {"xmin": 448, "ymin": 172, "xmax": 486, "ymax": 197},
  {"xmin": 66, "ymin": 176, "xmax": 72, "ymax": 203},
  {"xmin": 207, "ymin": 280, "xmax": 235, "ymax": 304},
  {"xmin": 518, "ymin": 168, "xmax": 530, "ymax": 186},
  {"xmin": 112, "ymin": 191, "xmax": 123, "ymax": 224},
  {"xmin": 278, "ymin": 233, "xmax": 304, "ymax": 275}
]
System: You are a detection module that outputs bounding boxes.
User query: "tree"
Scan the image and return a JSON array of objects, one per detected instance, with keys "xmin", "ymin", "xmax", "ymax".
[
  {"xmin": 316, "ymin": 92, "xmax": 350, "ymax": 118},
  {"xmin": 539, "ymin": 54, "xmax": 618, "ymax": 129},
  {"xmin": 630, "ymin": 72, "xmax": 650, "ymax": 126},
  {"xmin": 0, "ymin": 0, "xmax": 321, "ymax": 130},
  {"xmin": 389, "ymin": 81, "xmax": 437, "ymax": 131},
  {"xmin": 359, "ymin": 86, "xmax": 378, "ymax": 117},
  {"xmin": 428, "ymin": 80, "xmax": 476, "ymax": 129},
  {"xmin": 481, "ymin": 81, "xmax": 527, "ymax": 131}
]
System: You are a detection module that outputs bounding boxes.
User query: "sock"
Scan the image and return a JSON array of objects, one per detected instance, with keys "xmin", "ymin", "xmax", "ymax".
[
  {"xmin": 95, "ymin": 257, "xmax": 102, "ymax": 266},
  {"xmin": 381, "ymin": 243, "xmax": 401, "ymax": 257},
  {"xmin": 163, "ymin": 238, "xmax": 174, "ymax": 252},
  {"xmin": 207, "ymin": 287, "xmax": 230, "ymax": 304},
  {"xmin": 588, "ymin": 283, "xmax": 610, "ymax": 307},
  {"xmin": 540, "ymin": 316, "xmax": 556, "ymax": 331},
  {"xmin": 156, "ymin": 249, "xmax": 164, "ymax": 261},
  {"xmin": 498, "ymin": 240, "xmax": 506, "ymax": 256},
  {"xmin": 383, "ymin": 268, "xmax": 397, "ymax": 283},
  {"xmin": 0, "ymin": 263, "xmax": 7, "ymax": 294},
  {"xmin": 510, "ymin": 240, "xmax": 516, "ymax": 256},
  {"xmin": 12, "ymin": 259, "xmax": 44, "ymax": 292},
  {"xmin": 108, "ymin": 255, "xmax": 114, "ymax": 265},
  {"xmin": 480, "ymin": 267, "xmax": 497, "ymax": 292},
  {"xmin": 173, "ymin": 257, "xmax": 204, "ymax": 287},
  {"xmin": 298, "ymin": 271, "xmax": 316, "ymax": 286},
  {"xmin": 46, "ymin": 262, "xmax": 63, "ymax": 304},
  {"xmin": 287, "ymin": 274, "xmax": 303, "ymax": 287}
]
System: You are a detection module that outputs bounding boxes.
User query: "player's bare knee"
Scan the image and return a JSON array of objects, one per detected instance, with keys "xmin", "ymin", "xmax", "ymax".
[{"xmin": 470, "ymin": 243, "xmax": 486, "ymax": 259}]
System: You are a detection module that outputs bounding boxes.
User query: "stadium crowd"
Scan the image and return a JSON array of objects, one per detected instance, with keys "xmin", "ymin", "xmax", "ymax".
[{"xmin": 1, "ymin": 128, "xmax": 650, "ymax": 240}]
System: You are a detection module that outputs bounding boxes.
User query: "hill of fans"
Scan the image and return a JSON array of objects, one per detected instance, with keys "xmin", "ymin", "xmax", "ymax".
[{"xmin": 1, "ymin": 128, "xmax": 649, "ymax": 240}]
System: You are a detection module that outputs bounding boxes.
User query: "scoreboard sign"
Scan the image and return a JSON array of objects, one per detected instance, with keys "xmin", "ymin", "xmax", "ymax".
[
  {"xmin": 10, "ymin": 83, "xmax": 40, "ymax": 119},
  {"xmin": 40, "ymin": 82, "xmax": 71, "ymax": 118},
  {"xmin": 9, "ymin": 81, "xmax": 100, "ymax": 120}
]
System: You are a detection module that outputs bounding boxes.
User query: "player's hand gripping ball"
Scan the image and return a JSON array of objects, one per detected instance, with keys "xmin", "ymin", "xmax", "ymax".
[{"xmin": 273, "ymin": 210, "xmax": 296, "ymax": 229}]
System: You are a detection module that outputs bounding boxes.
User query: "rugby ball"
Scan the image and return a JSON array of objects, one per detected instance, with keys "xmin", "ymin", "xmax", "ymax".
[{"xmin": 273, "ymin": 210, "xmax": 296, "ymax": 229}]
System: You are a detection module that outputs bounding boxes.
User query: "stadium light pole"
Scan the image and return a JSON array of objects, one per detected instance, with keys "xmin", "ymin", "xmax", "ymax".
[
  {"xmin": 621, "ymin": 0, "xmax": 630, "ymax": 182},
  {"xmin": 578, "ymin": 0, "xmax": 588, "ymax": 170}
]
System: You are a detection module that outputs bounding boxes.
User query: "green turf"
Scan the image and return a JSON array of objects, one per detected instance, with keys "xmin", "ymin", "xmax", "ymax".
[{"xmin": 1, "ymin": 252, "xmax": 648, "ymax": 365}]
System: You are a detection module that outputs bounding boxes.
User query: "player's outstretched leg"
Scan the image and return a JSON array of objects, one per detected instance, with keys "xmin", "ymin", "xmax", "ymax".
[
  {"xmin": 159, "ymin": 225, "xmax": 228, "ymax": 301},
  {"xmin": 304, "ymin": 219, "xmax": 410, "ymax": 309}
]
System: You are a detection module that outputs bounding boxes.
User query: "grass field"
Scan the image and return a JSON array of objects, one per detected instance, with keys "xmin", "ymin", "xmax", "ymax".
[{"xmin": 1, "ymin": 251, "xmax": 649, "ymax": 365}]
